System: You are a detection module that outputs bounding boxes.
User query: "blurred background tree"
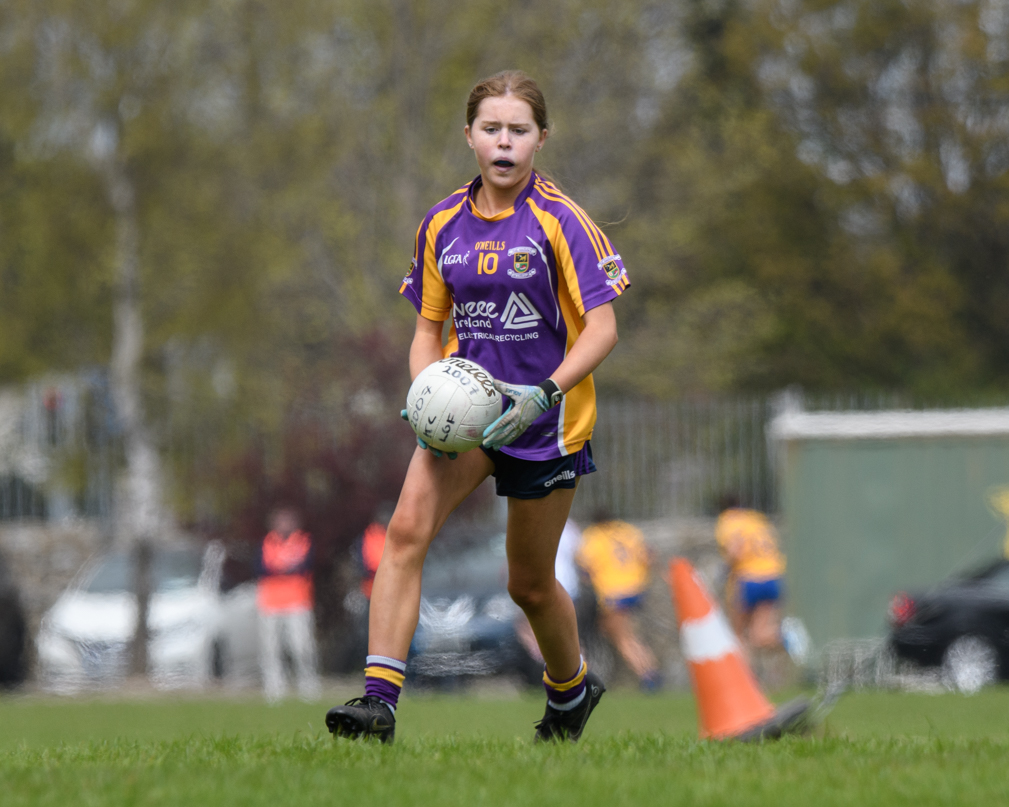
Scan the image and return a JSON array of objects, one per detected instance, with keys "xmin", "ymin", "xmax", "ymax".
[{"xmin": 0, "ymin": 0, "xmax": 1007, "ymax": 545}]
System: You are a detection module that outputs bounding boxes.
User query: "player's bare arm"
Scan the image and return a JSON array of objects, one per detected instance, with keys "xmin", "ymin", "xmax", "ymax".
[
  {"xmin": 409, "ymin": 314, "xmax": 446, "ymax": 380},
  {"xmin": 550, "ymin": 302, "xmax": 619, "ymax": 394}
]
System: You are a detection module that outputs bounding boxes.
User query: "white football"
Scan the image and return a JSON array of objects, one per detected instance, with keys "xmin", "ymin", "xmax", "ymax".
[{"xmin": 405, "ymin": 358, "xmax": 502, "ymax": 454}]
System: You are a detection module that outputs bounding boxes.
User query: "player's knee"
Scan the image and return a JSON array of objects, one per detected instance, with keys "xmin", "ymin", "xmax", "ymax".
[
  {"xmin": 383, "ymin": 515, "xmax": 431, "ymax": 566},
  {"xmin": 507, "ymin": 577, "xmax": 554, "ymax": 614}
]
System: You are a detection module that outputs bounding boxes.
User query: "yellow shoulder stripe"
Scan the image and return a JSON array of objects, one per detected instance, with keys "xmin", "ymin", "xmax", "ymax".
[{"xmin": 534, "ymin": 179, "xmax": 609, "ymax": 263}]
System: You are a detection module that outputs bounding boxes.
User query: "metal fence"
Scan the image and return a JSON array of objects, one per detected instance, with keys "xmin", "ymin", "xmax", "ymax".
[
  {"xmin": 4, "ymin": 376, "xmax": 985, "ymax": 524},
  {"xmin": 572, "ymin": 397, "xmax": 779, "ymax": 521},
  {"xmin": 0, "ymin": 373, "xmax": 116, "ymax": 522}
]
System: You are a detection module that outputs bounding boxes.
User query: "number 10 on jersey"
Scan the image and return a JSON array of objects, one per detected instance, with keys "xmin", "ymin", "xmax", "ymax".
[{"xmin": 477, "ymin": 252, "xmax": 498, "ymax": 275}]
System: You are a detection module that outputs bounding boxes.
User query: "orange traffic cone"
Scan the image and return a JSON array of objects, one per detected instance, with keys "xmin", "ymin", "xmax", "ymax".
[{"xmin": 669, "ymin": 558, "xmax": 809, "ymax": 741}]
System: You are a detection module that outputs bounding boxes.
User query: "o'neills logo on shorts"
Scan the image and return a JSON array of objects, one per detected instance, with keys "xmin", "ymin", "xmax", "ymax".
[{"xmin": 544, "ymin": 470, "xmax": 576, "ymax": 488}]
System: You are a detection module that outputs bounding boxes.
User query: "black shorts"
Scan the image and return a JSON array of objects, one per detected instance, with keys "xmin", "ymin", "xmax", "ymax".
[{"xmin": 480, "ymin": 442, "xmax": 597, "ymax": 499}]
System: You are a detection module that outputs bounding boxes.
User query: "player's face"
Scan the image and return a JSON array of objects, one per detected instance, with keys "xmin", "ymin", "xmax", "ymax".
[{"xmin": 465, "ymin": 95, "xmax": 547, "ymax": 197}]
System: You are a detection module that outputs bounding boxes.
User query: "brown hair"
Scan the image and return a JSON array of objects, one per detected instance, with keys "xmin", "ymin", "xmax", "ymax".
[{"xmin": 466, "ymin": 70, "xmax": 549, "ymax": 132}]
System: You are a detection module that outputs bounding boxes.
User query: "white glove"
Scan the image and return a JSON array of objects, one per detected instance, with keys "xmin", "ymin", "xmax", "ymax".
[{"xmin": 482, "ymin": 380, "xmax": 555, "ymax": 450}]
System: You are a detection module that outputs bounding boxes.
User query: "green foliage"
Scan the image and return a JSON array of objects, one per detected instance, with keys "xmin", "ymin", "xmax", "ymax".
[
  {"xmin": 614, "ymin": 0, "xmax": 1007, "ymax": 398},
  {"xmin": 0, "ymin": 143, "xmax": 113, "ymax": 378},
  {"xmin": 2, "ymin": 0, "xmax": 1009, "ymax": 528}
]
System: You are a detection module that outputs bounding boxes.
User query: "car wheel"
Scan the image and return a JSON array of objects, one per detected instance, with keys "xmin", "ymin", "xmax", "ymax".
[{"xmin": 942, "ymin": 635, "xmax": 998, "ymax": 694}]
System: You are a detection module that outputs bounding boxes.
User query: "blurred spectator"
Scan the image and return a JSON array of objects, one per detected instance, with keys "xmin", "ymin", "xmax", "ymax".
[
  {"xmin": 356, "ymin": 504, "xmax": 393, "ymax": 600},
  {"xmin": 714, "ymin": 494, "xmax": 786, "ymax": 654},
  {"xmin": 256, "ymin": 507, "xmax": 320, "ymax": 702},
  {"xmin": 577, "ymin": 511, "xmax": 661, "ymax": 691},
  {"xmin": 514, "ymin": 519, "xmax": 582, "ymax": 664}
]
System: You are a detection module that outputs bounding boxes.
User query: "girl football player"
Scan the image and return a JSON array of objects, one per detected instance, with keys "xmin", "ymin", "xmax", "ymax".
[{"xmin": 326, "ymin": 70, "xmax": 630, "ymax": 743}]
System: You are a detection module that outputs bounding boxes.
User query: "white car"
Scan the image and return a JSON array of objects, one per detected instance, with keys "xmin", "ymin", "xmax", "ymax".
[{"xmin": 36, "ymin": 541, "xmax": 260, "ymax": 691}]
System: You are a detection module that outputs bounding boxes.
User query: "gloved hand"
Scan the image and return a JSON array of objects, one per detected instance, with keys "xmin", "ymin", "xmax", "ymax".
[
  {"xmin": 482, "ymin": 380, "xmax": 551, "ymax": 450},
  {"xmin": 401, "ymin": 409, "xmax": 457, "ymax": 459}
]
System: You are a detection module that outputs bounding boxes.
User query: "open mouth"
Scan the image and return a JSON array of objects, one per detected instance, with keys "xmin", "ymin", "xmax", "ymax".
[{"xmin": 493, "ymin": 159, "xmax": 515, "ymax": 168}]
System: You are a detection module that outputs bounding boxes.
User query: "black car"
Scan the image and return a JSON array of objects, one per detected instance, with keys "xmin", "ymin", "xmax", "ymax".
[{"xmin": 889, "ymin": 558, "xmax": 1009, "ymax": 692}]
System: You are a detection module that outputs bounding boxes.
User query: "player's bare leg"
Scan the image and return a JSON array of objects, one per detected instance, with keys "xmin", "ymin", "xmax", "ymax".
[
  {"xmin": 506, "ymin": 489, "xmax": 581, "ymax": 679},
  {"xmin": 506, "ymin": 489, "xmax": 605, "ymax": 741},
  {"xmin": 725, "ymin": 584, "xmax": 747, "ymax": 644},
  {"xmin": 749, "ymin": 602, "xmax": 783, "ymax": 650},
  {"xmin": 748, "ymin": 602, "xmax": 792, "ymax": 689},
  {"xmin": 369, "ymin": 446, "xmax": 494, "ymax": 659},
  {"xmin": 327, "ymin": 447, "xmax": 492, "ymax": 743},
  {"xmin": 598, "ymin": 607, "xmax": 658, "ymax": 682}
]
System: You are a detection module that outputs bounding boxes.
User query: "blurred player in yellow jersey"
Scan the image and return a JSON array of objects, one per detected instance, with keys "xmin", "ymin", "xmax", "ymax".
[
  {"xmin": 577, "ymin": 511, "xmax": 661, "ymax": 690},
  {"xmin": 715, "ymin": 494, "xmax": 786, "ymax": 653}
]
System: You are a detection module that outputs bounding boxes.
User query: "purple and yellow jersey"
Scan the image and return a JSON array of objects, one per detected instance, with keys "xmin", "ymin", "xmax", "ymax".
[{"xmin": 399, "ymin": 172, "xmax": 630, "ymax": 461}]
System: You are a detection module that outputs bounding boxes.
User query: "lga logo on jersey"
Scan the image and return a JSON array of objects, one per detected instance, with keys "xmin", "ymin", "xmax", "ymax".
[
  {"xmin": 438, "ymin": 237, "xmax": 469, "ymax": 273},
  {"xmin": 403, "ymin": 258, "xmax": 416, "ymax": 285},
  {"xmin": 442, "ymin": 251, "xmax": 470, "ymax": 266},
  {"xmin": 507, "ymin": 247, "xmax": 536, "ymax": 280}
]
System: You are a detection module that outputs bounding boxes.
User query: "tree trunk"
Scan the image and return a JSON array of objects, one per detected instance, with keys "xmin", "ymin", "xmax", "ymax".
[
  {"xmin": 103, "ymin": 152, "xmax": 162, "ymax": 678},
  {"xmin": 131, "ymin": 540, "xmax": 153, "ymax": 677}
]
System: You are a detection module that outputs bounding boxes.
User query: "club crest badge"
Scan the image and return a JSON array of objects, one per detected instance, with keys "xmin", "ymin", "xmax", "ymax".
[
  {"xmin": 403, "ymin": 258, "xmax": 416, "ymax": 285},
  {"xmin": 506, "ymin": 247, "xmax": 536, "ymax": 279},
  {"xmin": 597, "ymin": 254, "xmax": 625, "ymax": 287}
]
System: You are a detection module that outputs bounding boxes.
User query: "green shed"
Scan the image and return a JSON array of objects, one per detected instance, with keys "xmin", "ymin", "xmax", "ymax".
[{"xmin": 769, "ymin": 407, "xmax": 1009, "ymax": 649}]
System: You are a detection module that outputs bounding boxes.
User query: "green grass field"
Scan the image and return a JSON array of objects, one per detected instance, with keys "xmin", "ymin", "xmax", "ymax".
[{"xmin": 3, "ymin": 686, "xmax": 1009, "ymax": 806}]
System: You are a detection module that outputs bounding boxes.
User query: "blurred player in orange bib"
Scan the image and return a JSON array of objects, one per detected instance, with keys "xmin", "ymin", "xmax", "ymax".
[{"xmin": 715, "ymin": 494, "xmax": 787, "ymax": 654}]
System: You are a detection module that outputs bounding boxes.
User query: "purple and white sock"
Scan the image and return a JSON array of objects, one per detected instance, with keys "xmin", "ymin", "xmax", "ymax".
[
  {"xmin": 543, "ymin": 657, "xmax": 587, "ymax": 711},
  {"xmin": 364, "ymin": 654, "xmax": 407, "ymax": 714}
]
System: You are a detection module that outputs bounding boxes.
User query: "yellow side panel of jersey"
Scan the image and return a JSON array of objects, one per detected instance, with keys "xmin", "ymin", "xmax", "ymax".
[
  {"xmin": 419, "ymin": 202, "xmax": 465, "ymax": 321},
  {"xmin": 528, "ymin": 201, "xmax": 596, "ymax": 455},
  {"xmin": 556, "ymin": 278, "xmax": 595, "ymax": 455}
]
